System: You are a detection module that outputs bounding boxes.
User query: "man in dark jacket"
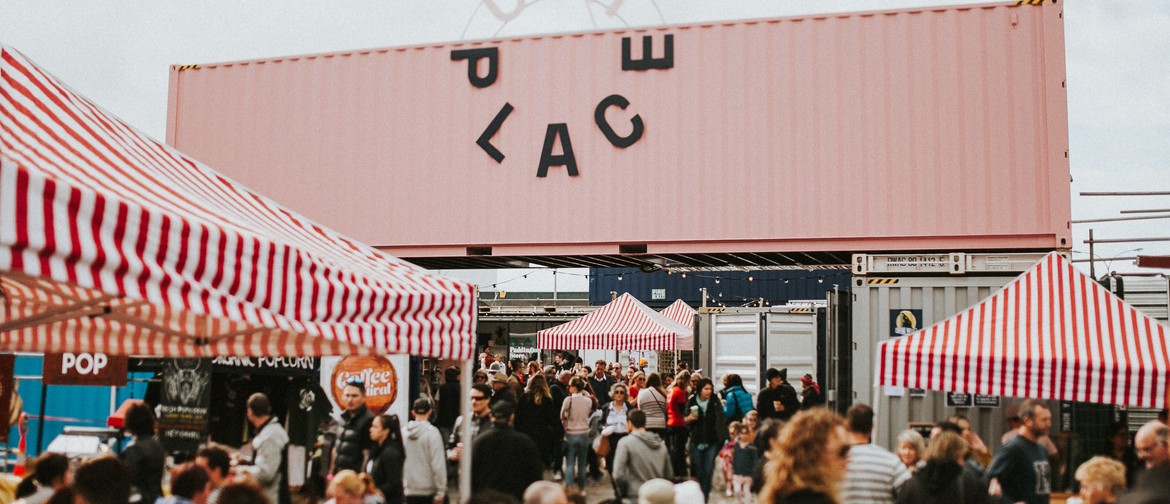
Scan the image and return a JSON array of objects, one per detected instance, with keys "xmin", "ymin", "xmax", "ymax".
[
  {"xmin": 434, "ymin": 366, "xmax": 462, "ymax": 439},
  {"xmin": 548, "ymin": 368, "xmax": 570, "ymax": 480},
  {"xmin": 775, "ymin": 368, "xmax": 801, "ymax": 421},
  {"xmin": 589, "ymin": 359, "xmax": 615, "ymax": 402},
  {"xmin": 471, "ymin": 401, "xmax": 545, "ymax": 501},
  {"xmin": 333, "ymin": 379, "xmax": 374, "ymax": 474},
  {"xmin": 755, "ymin": 368, "xmax": 785, "ymax": 422},
  {"xmin": 489, "ymin": 371, "xmax": 517, "ymax": 407}
]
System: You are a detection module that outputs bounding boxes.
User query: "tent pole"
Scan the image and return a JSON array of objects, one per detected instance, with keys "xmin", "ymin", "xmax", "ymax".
[
  {"xmin": 458, "ymin": 358, "xmax": 473, "ymax": 503},
  {"xmin": 872, "ymin": 359, "xmax": 882, "ymax": 447}
]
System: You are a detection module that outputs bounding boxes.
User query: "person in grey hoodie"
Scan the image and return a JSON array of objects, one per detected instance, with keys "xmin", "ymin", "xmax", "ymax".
[
  {"xmin": 612, "ymin": 409, "xmax": 671, "ymax": 503},
  {"xmin": 403, "ymin": 398, "xmax": 446, "ymax": 504},
  {"xmin": 246, "ymin": 393, "xmax": 290, "ymax": 504}
]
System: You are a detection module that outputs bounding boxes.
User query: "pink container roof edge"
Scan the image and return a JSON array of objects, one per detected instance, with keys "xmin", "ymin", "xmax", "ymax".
[
  {"xmin": 877, "ymin": 252, "xmax": 1170, "ymax": 408},
  {"xmin": 538, "ymin": 293, "xmax": 693, "ymax": 351},
  {"xmin": 0, "ymin": 46, "xmax": 477, "ymax": 359}
]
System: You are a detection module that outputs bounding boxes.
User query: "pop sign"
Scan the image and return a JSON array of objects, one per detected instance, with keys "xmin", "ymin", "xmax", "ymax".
[{"xmin": 43, "ymin": 353, "xmax": 127, "ymax": 386}]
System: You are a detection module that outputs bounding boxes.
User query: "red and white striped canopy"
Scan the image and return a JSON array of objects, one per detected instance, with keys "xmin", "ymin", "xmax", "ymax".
[
  {"xmin": 878, "ymin": 252, "xmax": 1170, "ymax": 408},
  {"xmin": 0, "ymin": 47, "xmax": 477, "ymax": 359},
  {"xmin": 660, "ymin": 299, "xmax": 697, "ymax": 329},
  {"xmin": 538, "ymin": 293, "xmax": 694, "ymax": 350}
]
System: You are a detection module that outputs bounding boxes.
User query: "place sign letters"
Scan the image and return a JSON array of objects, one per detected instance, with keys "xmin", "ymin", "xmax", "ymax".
[{"xmin": 452, "ymin": 34, "xmax": 671, "ymax": 177}]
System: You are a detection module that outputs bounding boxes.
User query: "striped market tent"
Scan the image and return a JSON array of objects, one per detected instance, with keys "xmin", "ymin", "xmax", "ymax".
[
  {"xmin": 538, "ymin": 293, "xmax": 694, "ymax": 350},
  {"xmin": 877, "ymin": 252, "xmax": 1170, "ymax": 408},
  {"xmin": 659, "ymin": 299, "xmax": 697, "ymax": 328},
  {"xmin": 0, "ymin": 47, "xmax": 477, "ymax": 359}
]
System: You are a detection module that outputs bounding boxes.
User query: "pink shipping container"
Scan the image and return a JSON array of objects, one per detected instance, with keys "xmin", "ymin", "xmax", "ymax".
[{"xmin": 166, "ymin": 1, "xmax": 1070, "ymax": 269}]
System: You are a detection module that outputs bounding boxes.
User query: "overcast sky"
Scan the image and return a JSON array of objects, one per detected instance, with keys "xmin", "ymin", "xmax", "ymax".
[{"xmin": 1, "ymin": 0, "xmax": 1167, "ymax": 288}]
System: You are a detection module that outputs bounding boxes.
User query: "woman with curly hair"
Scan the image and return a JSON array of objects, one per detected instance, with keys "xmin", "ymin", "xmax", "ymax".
[{"xmin": 759, "ymin": 409, "xmax": 850, "ymax": 504}]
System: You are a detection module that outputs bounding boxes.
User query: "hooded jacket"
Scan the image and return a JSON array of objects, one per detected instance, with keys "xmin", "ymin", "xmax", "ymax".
[
  {"xmin": 612, "ymin": 430, "xmax": 671, "ymax": 503},
  {"xmin": 402, "ymin": 420, "xmax": 447, "ymax": 499}
]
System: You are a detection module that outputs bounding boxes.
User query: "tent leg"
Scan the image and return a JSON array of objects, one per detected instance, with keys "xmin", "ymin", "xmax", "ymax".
[{"xmin": 458, "ymin": 359, "xmax": 473, "ymax": 503}]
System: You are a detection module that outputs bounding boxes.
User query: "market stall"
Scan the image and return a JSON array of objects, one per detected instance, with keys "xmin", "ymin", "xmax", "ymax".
[
  {"xmin": 0, "ymin": 44, "xmax": 475, "ymax": 360},
  {"xmin": 876, "ymin": 252, "xmax": 1170, "ymax": 408},
  {"xmin": 0, "ymin": 45, "xmax": 479, "ymax": 496},
  {"xmin": 537, "ymin": 293, "xmax": 693, "ymax": 351}
]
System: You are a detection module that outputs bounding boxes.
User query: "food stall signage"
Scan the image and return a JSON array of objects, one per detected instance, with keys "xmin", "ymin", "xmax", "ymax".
[{"xmin": 43, "ymin": 353, "xmax": 128, "ymax": 386}]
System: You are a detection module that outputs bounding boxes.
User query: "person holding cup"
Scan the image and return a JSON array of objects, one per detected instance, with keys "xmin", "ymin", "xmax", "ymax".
[{"xmin": 685, "ymin": 377, "xmax": 728, "ymax": 499}]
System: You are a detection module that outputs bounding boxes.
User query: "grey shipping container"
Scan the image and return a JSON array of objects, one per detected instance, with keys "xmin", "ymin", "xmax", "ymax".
[{"xmin": 851, "ymin": 252, "xmax": 1049, "ymax": 451}]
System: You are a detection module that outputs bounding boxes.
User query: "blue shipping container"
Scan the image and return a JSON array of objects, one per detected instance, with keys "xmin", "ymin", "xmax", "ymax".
[
  {"xmin": 8, "ymin": 355, "xmax": 151, "ymax": 457},
  {"xmin": 589, "ymin": 268, "xmax": 852, "ymax": 308}
]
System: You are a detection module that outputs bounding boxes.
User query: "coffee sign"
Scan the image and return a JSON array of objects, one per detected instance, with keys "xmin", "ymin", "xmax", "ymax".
[
  {"xmin": 43, "ymin": 353, "xmax": 127, "ymax": 386},
  {"xmin": 329, "ymin": 355, "xmax": 399, "ymax": 415}
]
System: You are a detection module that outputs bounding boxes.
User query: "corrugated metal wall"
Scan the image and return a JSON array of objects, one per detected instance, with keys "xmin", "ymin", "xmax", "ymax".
[
  {"xmin": 851, "ymin": 274, "xmax": 1021, "ymax": 451},
  {"xmin": 589, "ymin": 268, "xmax": 851, "ymax": 307}
]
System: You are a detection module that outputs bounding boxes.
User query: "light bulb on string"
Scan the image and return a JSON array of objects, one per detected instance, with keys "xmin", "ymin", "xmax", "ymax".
[
  {"xmin": 818, "ymin": 276, "xmax": 824, "ymax": 284},
  {"xmin": 618, "ymin": 275, "xmax": 623, "ymax": 281},
  {"xmin": 681, "ymin": 273, "xmax": 687, "ymax": 279},
  {"xmin": 747, "ymin": 276, "xmax": 753, "ymax": 283},
  {"xmin": 715, "ymin": 278, "xmax": 720, "ymax": 284}
]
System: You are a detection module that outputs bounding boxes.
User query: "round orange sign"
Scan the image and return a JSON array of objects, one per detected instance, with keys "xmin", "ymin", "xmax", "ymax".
[{"xmin": 329, "ymin": 355, "xmax": 398, "ymax": 415}]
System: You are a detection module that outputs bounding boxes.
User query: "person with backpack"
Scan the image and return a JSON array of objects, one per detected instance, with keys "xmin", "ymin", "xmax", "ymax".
[{"xmin": 721, "ymin": 374, "xmax": 754, "ymax": 423}]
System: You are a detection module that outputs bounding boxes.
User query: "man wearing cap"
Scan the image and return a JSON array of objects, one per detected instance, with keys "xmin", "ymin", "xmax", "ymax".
[
  {"xmin": 489, "ymin": 371, "xmax": 517, "ymax": 407},
  {"xmin": 755, "ymin": 368, "xmax": 786, "ymax": 422},
  {"xmin": 333, "ymin": 379, "xmax": 374, "ymax": 474},
  {"xmin": 404, "ymin": 398, "xmax": 446, "ymax": 504},
  {"xmin": 471, "ymin": 401, "xmax": 545, "ymax": 500}
]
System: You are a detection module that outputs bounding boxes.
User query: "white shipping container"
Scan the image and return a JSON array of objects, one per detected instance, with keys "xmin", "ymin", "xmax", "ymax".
[{"xmin": 697, "ymin": 307, "xmax": 817, "ymax": 396}]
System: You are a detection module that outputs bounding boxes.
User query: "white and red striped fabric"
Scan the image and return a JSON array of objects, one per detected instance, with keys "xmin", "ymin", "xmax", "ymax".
[
  {"xmin": 538, "ymin": 293, "xmax": 694, "ymax": 350},
  {"xmin": 0, "ymin": 47, "xmax": 477, "ymax": 359},
  {"xmin": 660, "ymin": 299, "xmax": 697, "ymax": 330},
  {"xmin": 878, "ymin": 252, "xmax": 1170, "ymax": 408}
]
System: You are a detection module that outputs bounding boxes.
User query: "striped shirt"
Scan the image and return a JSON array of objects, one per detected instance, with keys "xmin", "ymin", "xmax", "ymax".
[{"xmin": 841, "ymin": 443, "xmax": 910, "ymax": 504}]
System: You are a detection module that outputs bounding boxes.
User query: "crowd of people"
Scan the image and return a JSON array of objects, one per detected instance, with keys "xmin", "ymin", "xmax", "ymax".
[{"xmin": 7, "ymin": 351, "xmax": 1170, "ymax": 504}]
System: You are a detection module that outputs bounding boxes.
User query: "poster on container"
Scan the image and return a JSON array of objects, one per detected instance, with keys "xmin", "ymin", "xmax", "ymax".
[
  {"xmin": 158, "ymin": 359, "xmax": 212, "ymax": 452},
  {"xmin": 885, "ymin": 309, "xmax": 926, "ymax": 397},
  {"xmin": 320, "ymin": 355, "xmax": 410, "ymax": 422}
]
